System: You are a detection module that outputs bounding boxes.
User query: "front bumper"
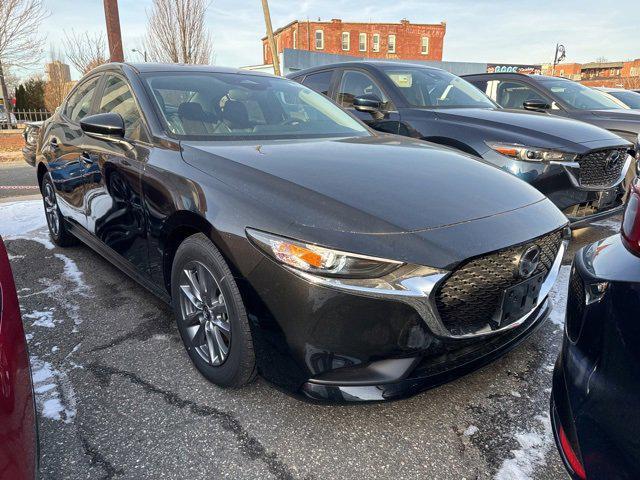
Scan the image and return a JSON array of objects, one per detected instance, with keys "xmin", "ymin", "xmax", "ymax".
[
  {"xmin": 22, "ymin": 146, "xmax": 36, "ymax": 167},
  {"xmin": 482, "ymin": 150, "xmax": 631, "ymax": 227},
  {"xmin": 245, "ymin": 231, "xmax": 566, "ymax": 402}
]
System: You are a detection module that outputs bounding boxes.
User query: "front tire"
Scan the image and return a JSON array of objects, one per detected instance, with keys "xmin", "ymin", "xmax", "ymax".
[
  {"xmin": 41, "ymin": 172, "xmax": 77, "ymax": 247},
  {"xmin": 171, "ymin": 233, "xmax": 256, "ymax": 388}
]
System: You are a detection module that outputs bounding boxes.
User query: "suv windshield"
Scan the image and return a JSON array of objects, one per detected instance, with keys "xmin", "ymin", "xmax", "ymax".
[
  {"xmin": 609, "ymin": 90, "xmax": 640, "ymax": 109},
  {"xmin": 143, "ymin": 72, "xmax": 369, "ymax": 140},
  {"xmin": 381, "ymin": 67, "xmax": 496, "ymax": 109},
  {"xmin": 539, "ymin": 78, "xmax": 623, "ymax": 110}
]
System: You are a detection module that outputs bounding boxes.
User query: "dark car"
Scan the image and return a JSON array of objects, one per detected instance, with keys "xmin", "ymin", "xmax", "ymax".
[
  {"xmin": 463, "ymin": 73, "xmax": 640, "ymax": 150},
  {"xmin": 22, "ymin": 121, "xmax": 43, "ymax": 167},
  {"xmin": 0, "ymin": 236, "xmax": 38, "ymax": 479},
  {"xmin": 550, "ymin": 175, "xmax": 640, "ymax": 479},
  {"xmin": 288, "ymin": 62, "xmax": 634, "ymax": 227},
  {"xmin": 35, "ymin": 62, "xmax": 569, "ymax": 403},
  {"xmin": 593, "ymin": 87, "xmax": 640, "ymax": 110}
]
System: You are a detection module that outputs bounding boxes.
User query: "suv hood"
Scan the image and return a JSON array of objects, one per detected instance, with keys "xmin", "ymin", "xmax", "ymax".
[
  {"xmin": 181, "ymin": 135, "xmax": 547, "ymax": 235},
  {"xmin": 428, "ymin": 107, "xmax": 622, "ymax": 146}
]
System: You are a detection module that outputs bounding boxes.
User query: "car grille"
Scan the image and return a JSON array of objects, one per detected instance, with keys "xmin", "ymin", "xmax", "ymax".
[
  {"xmin": 565, "ymin": 266, "xmax": 586, "ymax": 342},
  {"xmin": 434, "ymin": 230, "xmax": 563, "ymax": 336},
  {"xmin": 578, "ymin": 147, "xmax": 628, "ymax": 188}
]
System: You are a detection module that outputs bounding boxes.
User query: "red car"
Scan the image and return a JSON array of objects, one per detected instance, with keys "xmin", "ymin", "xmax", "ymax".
[{"xmin": 0, "ymin": 236, "xmax": 37, "ymax": 479}]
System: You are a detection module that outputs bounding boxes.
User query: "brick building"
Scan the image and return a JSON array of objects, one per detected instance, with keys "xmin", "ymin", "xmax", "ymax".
[
  {"xmin": 541, "ymin": 59, "xmax": 640, "ymax": 88},
  {"xmin": 262, "ymin": 18, "xmax": 446, "ymax": 65}
]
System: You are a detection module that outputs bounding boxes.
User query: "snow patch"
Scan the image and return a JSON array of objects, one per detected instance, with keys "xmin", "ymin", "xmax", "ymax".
[
  {"xmin": 30, "ymin": 355, "xmax": 76, "ymax": 423},
  {"xmin": 494, "ymin": 414, "xmax": 554, "ymax": 480},
  {"xmin": 464, "ymin": 425, "xmax": 479, "ymax": 436},
  {"xmin": 0, "ymin": 200, "xmax": 47, "ymax": 237},
  {"xmin": 548, "ymin": 265, "xmax": 571, "ymax": 326},
  {"xmin": 24, "ymin": 310, "xmax": 56, "ymax": 328}
]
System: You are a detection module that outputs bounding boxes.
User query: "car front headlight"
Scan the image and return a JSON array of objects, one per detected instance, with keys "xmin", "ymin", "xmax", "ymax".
[
  {"xmin": 486, "ymin": 141, "xmax": 577, "ymax": 163},
  {"xmin": 247, "ymin": 229, "xmax": 403, "ymax": 279}
]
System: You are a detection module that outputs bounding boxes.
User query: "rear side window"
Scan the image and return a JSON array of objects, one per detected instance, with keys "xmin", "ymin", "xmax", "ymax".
[
  {"xmin": 98, "ymin": 75, "xmax": 145, "ymax": 140},
  {"xmin": 301, "ymin": 71, "xmax": 333, "ymax": 96},
  {"xmin": 65, "ymin": 76, "xmax": 100, "ymax": 122}
]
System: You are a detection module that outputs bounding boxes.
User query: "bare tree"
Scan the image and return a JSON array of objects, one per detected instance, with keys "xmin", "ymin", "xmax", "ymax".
[
  {"xmin": 0, "ymin": 0, "xmax": 48, "ymax": 110},
  {"xmin": 63, "ymin": 30, "xmax": 108, "ymax": 74},
  {"xmin": 144, "ymin": 0, "xmax": 213, "ymax": 64}
]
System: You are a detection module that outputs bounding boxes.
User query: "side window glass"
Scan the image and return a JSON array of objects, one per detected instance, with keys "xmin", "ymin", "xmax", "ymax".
[
  {"xmin": 337, "ymin": 70, "xmax": 390, "ymax": 109},
  {"xmin": 65, "ymin": 77, "xmax": 100, "ymax": 122},
  {"xmin": 301, "ymin": 71, "xmax": 333, "ymax": 96},
  {"xmin": 99, "ymin": 75, "xmax": 145, "ymax": 140},
  {"xmin": 495, "ymin": 81, "xmax": 544, "ymax": 110}
]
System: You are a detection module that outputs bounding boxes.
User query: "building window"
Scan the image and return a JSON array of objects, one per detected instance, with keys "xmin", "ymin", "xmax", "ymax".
[
  {"xmin": 315, "ymin": 30, "xmax": 324, "ymax": 50},
  {"xmin": 372, "ymin": 34, "xmax": 380, "ymax": 52},
  {"xmin": 359, "ymin": 33, "xmax": 367, "ymax": 52},
  {"xmin": 421, "ymin": 36, "xmax": 429, "ymax": 55},
  {"xmin": 293, "ymin": 29, "xmax": 297, "ymax": 49},
  {"xmin": 342, "ymin": 32, "xmax": 350, "ymax": 51},
  {"xmin": 388, "ymin": 34, "xmax": 396, "ymax": 53}
]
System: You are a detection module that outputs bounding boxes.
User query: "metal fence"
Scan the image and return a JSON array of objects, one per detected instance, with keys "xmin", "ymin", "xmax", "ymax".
[{"xmin": 0, "ymin": 109, "xmax": 52, "ymax": 129}]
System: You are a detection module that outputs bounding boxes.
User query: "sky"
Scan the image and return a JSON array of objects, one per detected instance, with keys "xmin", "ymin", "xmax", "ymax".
[{"xmin": 19, "ymin": 0, "xmax": 640, "ymax": 80}]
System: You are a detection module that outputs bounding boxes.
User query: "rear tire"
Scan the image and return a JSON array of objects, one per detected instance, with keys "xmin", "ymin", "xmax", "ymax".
[
  {"xmin": 171, "ymin": 233, "xmax": 256, "ymax": 387},
  {"xmin": 41, "ymin": 172, "xmax": 77, "ymax": 247}
]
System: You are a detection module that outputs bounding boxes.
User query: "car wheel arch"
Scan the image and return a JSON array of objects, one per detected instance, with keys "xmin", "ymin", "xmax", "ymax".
[
  {"xmin": 36, "ymin": 162, "xmax": 48, "ymax": 192},
  {"xmin": 160, "ymin": 211, "xmax": 241, "ymax": 293}
]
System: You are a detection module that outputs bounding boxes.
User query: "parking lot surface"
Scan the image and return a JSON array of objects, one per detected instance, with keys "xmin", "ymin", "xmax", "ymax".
[{"xmin": 1, "ymin": 199, "xmax": 621, "ymax": 479}]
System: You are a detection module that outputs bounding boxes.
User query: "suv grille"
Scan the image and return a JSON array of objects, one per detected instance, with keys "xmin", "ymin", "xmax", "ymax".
[
  {"xmin": 434, "ymin": 230, "xmax": 563, "ymax": 336},
  {"xmin": 578, "ymin": 148, "xmax": 628, "ymax": 188}
]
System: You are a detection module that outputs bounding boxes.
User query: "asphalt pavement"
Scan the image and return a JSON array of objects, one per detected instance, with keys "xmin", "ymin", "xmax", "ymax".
[
  {"xmin": 0, "ymin": 160, "xmax": 39, "ymax": 200},
  {"xmin": 1, "ymin": 200, "xmax": 621, "ymax": 480}
]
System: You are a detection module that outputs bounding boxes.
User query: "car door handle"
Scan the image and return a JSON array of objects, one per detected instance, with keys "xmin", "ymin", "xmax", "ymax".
[{"xmin": 80, "ymin": 152, "xmax": 94, "ymax": 165}]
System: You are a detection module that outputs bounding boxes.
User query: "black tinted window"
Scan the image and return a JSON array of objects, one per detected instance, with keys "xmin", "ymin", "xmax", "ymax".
[
  {"xmin": 65, "ymin": 76, "xmax": 100, "ymax": 122},
  {"xmin": 99, "ymin": 75, "xmax": 145, "ymax": 140},
  {"xmin": 301, "ymin": 71, "xmax": 333, "ymax": 96}
]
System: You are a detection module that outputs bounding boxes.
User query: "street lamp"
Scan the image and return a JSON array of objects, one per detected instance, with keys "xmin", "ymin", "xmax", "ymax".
[{"xmin": 132, "ymin": 48, "xmax": 148, "ymax": 62}]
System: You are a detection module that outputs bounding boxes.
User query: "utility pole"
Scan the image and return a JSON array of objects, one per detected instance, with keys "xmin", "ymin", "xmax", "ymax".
[
  {"xmin": 261, "ymin": 0, "xmax": 281, "ymax": 76},
  {"xmin": 104, "ymin": 0, "xmax": 125, "ymax": 62}
]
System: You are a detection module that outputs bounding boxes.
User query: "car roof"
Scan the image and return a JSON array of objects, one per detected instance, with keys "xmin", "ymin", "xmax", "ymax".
[
  {"xmin": 92, "ymin": 62, "xmax": 275, "ymax": 77},
  {"xmin": 463, "ymin": 72, "xmax": 562, "ymax": 81},
  {"xmin": 288, "ymin": 60, "xmax": 443, "ymax": 76}
]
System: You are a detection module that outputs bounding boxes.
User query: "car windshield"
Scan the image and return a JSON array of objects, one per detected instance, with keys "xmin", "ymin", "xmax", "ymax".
[
  {"xmin": 609, "ymin": 90, "xmax": 640, "ymax": 109},
  {"xmin": 538, "ymin": 78, "xmax": 624, "ymax": 110},
  {"xmin": 143, "ymin": 72, "xmax": 369, "ymax": 140},
  {"xmin": 381, "ymin": 67, "xmax": 496, "ymax": 109}
]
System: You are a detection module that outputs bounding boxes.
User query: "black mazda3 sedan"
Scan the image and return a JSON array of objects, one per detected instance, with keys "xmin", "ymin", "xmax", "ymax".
[
  {"xmin": 289, "ymin": 63, "xmax": 635, "ymax": 227},
  {"xmin": 550, "ymin": 177, "xmax": 640, "ymax": 479},
  {"xmin": 35, "ymin": 63, "xmax": 569, "ymax": 402}
]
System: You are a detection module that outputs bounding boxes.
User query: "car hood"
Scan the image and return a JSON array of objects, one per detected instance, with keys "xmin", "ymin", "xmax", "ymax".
[
  {"xmin": 181, "ymin": 135, "xmax": 547, "ymax": 236},
  {"xmin": 590, "ymin": 109, "xmax": 640, "ymax": 122},
  {"xmin": 428, "ymin": 108, "xmax": 622, "ymax": 146}
]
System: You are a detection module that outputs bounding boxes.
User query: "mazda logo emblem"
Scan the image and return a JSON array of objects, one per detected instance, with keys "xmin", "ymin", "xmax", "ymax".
[
  {"xmin": 604, "ymin": 150, "xmax": 623, "ymax": 174},
  {"xmin": 518, "ymin": 245, "xmax": 541, "ymax": 279}
]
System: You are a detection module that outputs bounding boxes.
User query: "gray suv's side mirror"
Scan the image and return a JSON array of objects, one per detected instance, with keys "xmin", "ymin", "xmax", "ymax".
[{"xmin": 523, "ymin": 99, "xmax": 551, "ymax": 112}]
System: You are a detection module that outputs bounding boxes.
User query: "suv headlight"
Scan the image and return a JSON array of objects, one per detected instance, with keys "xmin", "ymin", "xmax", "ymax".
[
  {"xmin": 486, "ymin": 142, "xmax": 577, "ymax": 163},
  {"xmin": 247, "ymin": 229, "xmax": 403, "ymax": 279}
]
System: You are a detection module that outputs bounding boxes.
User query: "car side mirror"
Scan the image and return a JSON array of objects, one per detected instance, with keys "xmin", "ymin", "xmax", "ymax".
[
  {"xmin": 522, "ymin": 99, "xmax": 551, "ymax": 112},
  {"xmin": 353, "ymin": 94, "xmax": 382, "ymax": 113},
  {"xmin": 80, "ymin": 113, "xmax": 125, "ymax": 139}
]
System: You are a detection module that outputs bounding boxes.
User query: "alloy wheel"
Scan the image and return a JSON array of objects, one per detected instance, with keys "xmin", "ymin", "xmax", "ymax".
[
  {"xmin": 43, "ymin": 181, "xmax": 60, "ymax": 237},
  {"xmin": 178, "ymin": 260, "xmax": 231, "ymax": 366}
]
